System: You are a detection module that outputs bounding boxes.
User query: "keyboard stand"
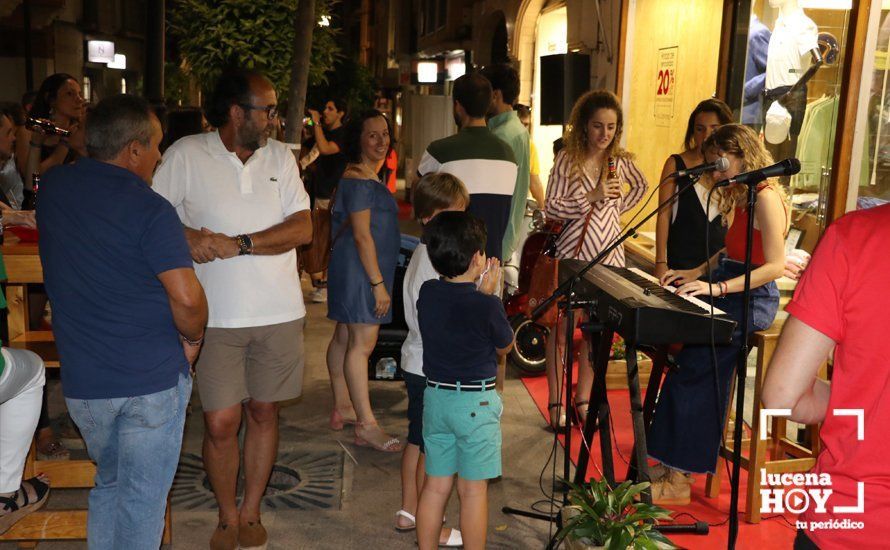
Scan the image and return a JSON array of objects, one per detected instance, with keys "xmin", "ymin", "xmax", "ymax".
[{"xmin": 572, "ymin": 323, "xmax": 654, "ymax": 504}]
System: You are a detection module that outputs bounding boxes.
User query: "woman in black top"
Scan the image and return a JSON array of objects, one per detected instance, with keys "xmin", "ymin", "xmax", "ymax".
[
  {"xmin": 24, "ymin": 74, "xmax": 86, "ymax": 190},
  {"xmin": 655, "ymin": 99, "xmax": 733, "ymax": 279}
]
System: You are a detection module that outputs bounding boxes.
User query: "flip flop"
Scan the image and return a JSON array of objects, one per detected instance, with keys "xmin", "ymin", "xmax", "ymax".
[
  {"xmin": 395, "ymin": 509, "xmax": 416, "ymax": 532},
  {"xmin": 439, "ymin": 528, "xmax": 463, "ymax": 548},
  {"xmin": 0, "ymin": 477, "xmax": 51, "ymax": 535}
]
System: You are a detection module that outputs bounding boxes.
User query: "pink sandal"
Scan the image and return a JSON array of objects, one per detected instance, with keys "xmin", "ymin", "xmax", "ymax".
[{"xmin": 354, "ymin": 421, "xmax": 403, "ymax": 452}]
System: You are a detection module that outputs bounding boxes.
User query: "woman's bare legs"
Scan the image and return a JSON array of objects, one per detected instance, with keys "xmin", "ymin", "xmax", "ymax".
[
  {"xmin": 325, "ymin": 322, "xmax": 356, "ymax": 420},
  {"xmin": 345, "ymin": 323, "xmax": 401, "ymax": 450}
]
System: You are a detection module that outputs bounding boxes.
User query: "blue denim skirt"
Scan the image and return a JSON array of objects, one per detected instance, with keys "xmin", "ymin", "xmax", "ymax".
[{"xmin": 647, "ymin": 258, "xmax": 779, "ymax": 474}]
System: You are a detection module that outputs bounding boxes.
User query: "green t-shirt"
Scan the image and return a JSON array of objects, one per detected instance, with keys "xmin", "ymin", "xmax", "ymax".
[{"xmin": 488, "ymin": 111, "xmax": 530, "ymax": 259}]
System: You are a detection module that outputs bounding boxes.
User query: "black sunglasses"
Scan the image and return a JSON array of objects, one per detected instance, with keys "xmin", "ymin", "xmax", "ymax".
[{"xmin": 239, "ymin": 103, "xmax": 278, "ymax": 120}]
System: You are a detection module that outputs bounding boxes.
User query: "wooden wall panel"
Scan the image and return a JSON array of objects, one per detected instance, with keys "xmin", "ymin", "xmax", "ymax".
[{"xmin": 621, "ymin": 0, "xmax": 725, "ymax": 233}]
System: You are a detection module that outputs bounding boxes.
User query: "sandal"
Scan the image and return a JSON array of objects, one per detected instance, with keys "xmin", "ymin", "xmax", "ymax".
[
  {"xmin": 394, "ymin": 509, "xmax": 416, "ymax": 532},
  {"xmin": 440, "ymin": 527, "xmax": 463, "ymax": 548},
  {"xmin": 573, "ymin": 400, "xmax": 589, "ymax": 427},
  {"xmin": 547, "ymin": 403, "xmax": 566, "ymax": 431},
  {"xmin": 330, "ymin": 408, "xmax": 358, "ymax": 431},
  {"xmin": 395, "ymin": 510, "xmax": 461, "ymax": 547},
  {"xmin": 0, "ymin": 476, "xmax": 51, "ymax": 535},
  {"xmin": 354, "ymin": 421, "xmax": 403, "ymax": 453}
]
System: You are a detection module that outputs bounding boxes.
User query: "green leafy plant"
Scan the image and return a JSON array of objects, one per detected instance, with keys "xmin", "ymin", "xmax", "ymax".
[
  {"xmin": 168, "ymin": 0, "xmax": 341, "ymax": 96},
  {"xmin": 556, "ymin": 479, "xmax": 677, "ymax": 550}
]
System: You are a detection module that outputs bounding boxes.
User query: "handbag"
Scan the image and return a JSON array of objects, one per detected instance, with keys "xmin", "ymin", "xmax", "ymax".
[
  {"xmin": 526, "ymin": 159, "xmax": 607, "ymax": 325},
  {"xmin": 526, "ymin": 211, "xmax": 592, "ymax": 326}
]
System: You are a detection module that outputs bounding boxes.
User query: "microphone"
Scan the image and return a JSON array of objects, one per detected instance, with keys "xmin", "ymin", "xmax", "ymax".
[
  {"xmin": 714, "ymin": 158, "xmax": 801, "ymax": 188},
  {"xmin": 607, "ymin": 156, "xmax": 618, "ymax": 178},
  {"xmin": 669, "ymin": 156, "xmax": 729, "ymax": 178}
]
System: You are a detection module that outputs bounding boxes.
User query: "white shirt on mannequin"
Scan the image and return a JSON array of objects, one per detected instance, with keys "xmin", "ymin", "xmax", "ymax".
[{"xmin": 765, "ymin": 6, "xmax": 818, "ymax": 90}]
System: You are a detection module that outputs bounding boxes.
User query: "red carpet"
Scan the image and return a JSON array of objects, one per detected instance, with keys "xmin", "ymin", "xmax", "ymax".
[{"xmin": 520, "ymin": 374, "xmax": 797, "ymax": 549}]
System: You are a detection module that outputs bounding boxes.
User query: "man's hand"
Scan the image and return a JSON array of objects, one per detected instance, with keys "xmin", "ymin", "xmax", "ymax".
[
  {"xmin": 308, "ymin": 109, "xmax": 321, "ymax": 125},
  {"xmin": 201, "ymin": 228, "xmax": 239, "ymax": 260},
  {"xmin": 181, "ymin": 337, "xmax": 202, "ymax": 366},
  {"xmin": 1, "ymin": 207, "xmax": 36, "ymax": 229},
  {"xmin": 184, "ymin": 228, "xmax": 219, "ymax": 263}
]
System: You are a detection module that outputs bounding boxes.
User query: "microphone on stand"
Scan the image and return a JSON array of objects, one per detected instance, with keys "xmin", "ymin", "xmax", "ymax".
[
  {"xmin": 668, "ymin": 156, "xmax": 729, "ymax": 178},
  {"xmin": 714, "ymin": 158, "xmax": 801, "ymax": 188}
]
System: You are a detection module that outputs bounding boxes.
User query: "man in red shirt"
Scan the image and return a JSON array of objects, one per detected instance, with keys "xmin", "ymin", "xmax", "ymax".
[{"xmin": 763, "ymin": 203, "xmax": 890, "ymax": 549}]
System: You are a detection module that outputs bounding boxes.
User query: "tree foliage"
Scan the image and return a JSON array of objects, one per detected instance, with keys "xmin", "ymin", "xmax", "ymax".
[
  {"xmin": 168, "ymin": 0, "xmax": 341, "ymax": 96},
  {"xmin": 307, "ymin": 57, "xmax": 376, "ymax": 117}
]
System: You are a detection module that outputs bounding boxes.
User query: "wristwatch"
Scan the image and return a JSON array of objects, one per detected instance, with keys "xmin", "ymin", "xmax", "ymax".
[{"xmin": 235, "ymin": 234, "xmax": 253, "ymax": 255}]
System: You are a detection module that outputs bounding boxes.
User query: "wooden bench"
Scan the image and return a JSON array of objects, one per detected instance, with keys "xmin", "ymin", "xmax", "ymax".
[
  {"xmin": 0, "ymin": 237, "xmax": 172, "ymax": 547},
  {"xmin": 704, "ymin": 317, "xmax": 826, "ymax": 523}
]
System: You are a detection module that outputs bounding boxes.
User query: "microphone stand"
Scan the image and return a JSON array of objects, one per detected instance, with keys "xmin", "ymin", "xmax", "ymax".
[
  {"xmin": 727, "ymin": 180, "xmax": 760, "ymax": 549},
  {"xmin": 502, "ymin": 175, "xmax": 711, "ymax": 542}
]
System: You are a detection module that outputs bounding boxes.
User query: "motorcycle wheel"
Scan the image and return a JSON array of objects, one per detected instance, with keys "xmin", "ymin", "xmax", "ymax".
[{"xmin": 508, "ymin": 314, "xmax": 549, "ymax": 376}]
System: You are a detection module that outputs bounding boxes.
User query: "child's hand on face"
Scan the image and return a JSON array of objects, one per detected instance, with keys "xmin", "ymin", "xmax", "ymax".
[{"xmin": 478, "ymin": 258, "xmax": 501, "ymax": 295}]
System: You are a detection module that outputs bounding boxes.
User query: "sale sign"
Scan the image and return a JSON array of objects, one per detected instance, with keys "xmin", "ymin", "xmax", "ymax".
[{"xmin": 654, "ymin": 46, "xmax": 678, "ymax": 127}]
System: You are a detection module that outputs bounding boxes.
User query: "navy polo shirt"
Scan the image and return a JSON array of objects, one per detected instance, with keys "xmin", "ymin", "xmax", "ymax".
[
  {"xmin": 38, "ymin": 158, "xmax": 194, "ymax": 399},
  {"xmin": 417, "ymin": 279, "xmax": 514, "ymax": 384}
]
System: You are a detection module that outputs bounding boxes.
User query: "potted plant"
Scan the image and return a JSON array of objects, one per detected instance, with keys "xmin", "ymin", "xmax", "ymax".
[{"xmin": 556, "ymin": 478, "xmax": 677, "ymax": 550}]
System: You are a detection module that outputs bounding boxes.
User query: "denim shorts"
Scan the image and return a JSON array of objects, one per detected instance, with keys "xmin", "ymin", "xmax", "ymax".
[
  {"xmin": 403, "ymin": 371, "xmax": 426, "ymax": 449},
  {"xmin": 422, "ymin": 383, "xmax": 502, "ymax": 481}
]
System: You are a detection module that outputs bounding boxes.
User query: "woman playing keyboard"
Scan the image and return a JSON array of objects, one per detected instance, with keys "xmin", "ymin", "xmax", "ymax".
[{"xmin": 647, "ymin": 124, "xmax": 787, "ymax": 504}]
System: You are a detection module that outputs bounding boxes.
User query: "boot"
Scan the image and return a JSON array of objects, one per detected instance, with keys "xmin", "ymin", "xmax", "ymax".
[{"xmin": 650, "ymin": 469, "xmax": 693, "ymax": 506}]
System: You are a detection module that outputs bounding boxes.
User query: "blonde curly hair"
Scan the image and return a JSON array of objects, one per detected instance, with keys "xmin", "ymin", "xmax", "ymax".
[
  {"xmin": 702, "ymin": 124, "xmax": 789, "ymax": 229},
  {"xmin": 563, "ymin": 90, "xmax": 632, "ymax": 176}
]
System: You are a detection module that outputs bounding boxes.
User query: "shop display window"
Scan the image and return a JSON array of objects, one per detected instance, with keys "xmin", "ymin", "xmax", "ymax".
[
  {"xmin": 736, "ymin": 0, "xmax": 851, "ymax": 252},
  {"xmin": 853, "ymin": 6, "xmax": 890, "ymax": 212}
]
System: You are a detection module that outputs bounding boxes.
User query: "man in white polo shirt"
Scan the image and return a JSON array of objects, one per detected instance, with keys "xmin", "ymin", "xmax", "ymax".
[{"xmin": 152, "ymin": 69, "xmax": 312, "ymax": 550}]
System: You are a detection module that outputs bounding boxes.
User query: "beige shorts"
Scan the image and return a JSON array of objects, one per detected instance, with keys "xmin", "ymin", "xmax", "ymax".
[{"xmin": 195, "ymin": 318, "xmax": 305, "ymax": 411}]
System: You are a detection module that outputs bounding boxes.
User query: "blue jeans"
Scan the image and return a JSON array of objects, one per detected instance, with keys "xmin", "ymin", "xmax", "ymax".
[{"xmin": 66, "ymin": 373, "xmax": 191, "ymax": 550}]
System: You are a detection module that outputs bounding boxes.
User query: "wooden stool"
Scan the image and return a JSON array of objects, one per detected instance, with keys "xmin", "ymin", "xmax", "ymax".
[
  {"xmin": 704, "ymin": 317, "xmax": 825, "ymax": 523},
  {"xmin": 0, "ymin": 238, "xmax": 172, "ymax": 546}
]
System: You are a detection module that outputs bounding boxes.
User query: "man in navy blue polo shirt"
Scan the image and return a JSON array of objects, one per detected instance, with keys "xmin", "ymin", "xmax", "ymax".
[{"xmin": 37, "ymin": 94, "xmax": 208, "ymax": 550}]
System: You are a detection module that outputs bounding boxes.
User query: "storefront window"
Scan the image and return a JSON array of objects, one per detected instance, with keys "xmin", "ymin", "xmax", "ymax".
[
  {"xmin": 737, "ymin": 0, "xmax": 851, "ymax": 252},
  {"xmin": 852, "ymin": 5, "xmax": 890, "ymax": 211}
]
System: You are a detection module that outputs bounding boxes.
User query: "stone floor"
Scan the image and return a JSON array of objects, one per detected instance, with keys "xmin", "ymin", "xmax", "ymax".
[{"xmin": 1, "ymin": 282, "xmax": 560, "ymax": 549}]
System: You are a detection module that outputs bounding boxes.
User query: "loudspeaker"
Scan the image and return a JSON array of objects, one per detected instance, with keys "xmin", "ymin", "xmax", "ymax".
[{"xmin": 540, "ymin": 53, "xmax": 591, "ymax": 125}]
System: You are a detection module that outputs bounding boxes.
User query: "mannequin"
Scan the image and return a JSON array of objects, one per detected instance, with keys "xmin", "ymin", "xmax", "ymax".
[
  {"xmin": 743, "ymin": 0, "xmax": 771, "ymax": 127},
  {"xmin": 763, "ymin": 0, "xmax": 823, "ymax": 164}
]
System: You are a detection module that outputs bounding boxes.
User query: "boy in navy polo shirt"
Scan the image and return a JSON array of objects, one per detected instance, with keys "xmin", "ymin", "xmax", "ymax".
[{"xmin": 415, "ymin": 211, "xmax": 514, "ymax": 550}]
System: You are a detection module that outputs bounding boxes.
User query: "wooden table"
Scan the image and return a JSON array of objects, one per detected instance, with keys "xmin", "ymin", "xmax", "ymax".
[{"xmin": 0, "ymin": 236, "xmax": 172, "ymax": 546}]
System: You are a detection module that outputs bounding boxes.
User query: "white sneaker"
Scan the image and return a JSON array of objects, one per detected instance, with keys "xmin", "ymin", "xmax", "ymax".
[{"xmin": 310, "ymin": 288, "xmax": 327, "ymax": 303}]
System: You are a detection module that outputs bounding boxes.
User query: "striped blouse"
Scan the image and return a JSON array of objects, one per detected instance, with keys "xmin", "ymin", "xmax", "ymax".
[{"xmin": 544, "ymin": 150, "xmax": 649, "ymax": 266}]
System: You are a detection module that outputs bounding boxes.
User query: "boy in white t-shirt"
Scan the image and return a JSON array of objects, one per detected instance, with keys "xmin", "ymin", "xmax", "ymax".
[{"xmin": 395, "ymin": 173, "xmax": 469, "ymax": 547}]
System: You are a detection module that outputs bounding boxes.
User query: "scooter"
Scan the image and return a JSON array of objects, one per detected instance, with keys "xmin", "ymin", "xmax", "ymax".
[{"xmin": 503, "ymin": 201, "xmax": 563, "ymax": 376}]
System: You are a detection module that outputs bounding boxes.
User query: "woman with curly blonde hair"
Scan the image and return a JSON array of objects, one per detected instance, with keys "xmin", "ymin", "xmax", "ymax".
[
  {"xmin": 542, "ymin": 90, "xmax": 648, "ymax": 429},
  {"xmin": 647, "ymin": 124, "xmax": 787, "ymax": 504}
]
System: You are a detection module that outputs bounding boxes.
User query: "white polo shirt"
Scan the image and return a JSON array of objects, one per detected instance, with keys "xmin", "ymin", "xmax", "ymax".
[
  {"xmin": 152, "ymin": 132, "xmax": 310, "ymax": 328},
  {"xmin": 765, "ymin": 11, "xmax": 819, "ymax": 90}
]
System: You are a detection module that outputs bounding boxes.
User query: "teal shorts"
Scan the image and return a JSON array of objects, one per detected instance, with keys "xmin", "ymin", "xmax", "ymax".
[{"xmin": 422, "ymin": 383, "xmax": 503, "ymax": 480}]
